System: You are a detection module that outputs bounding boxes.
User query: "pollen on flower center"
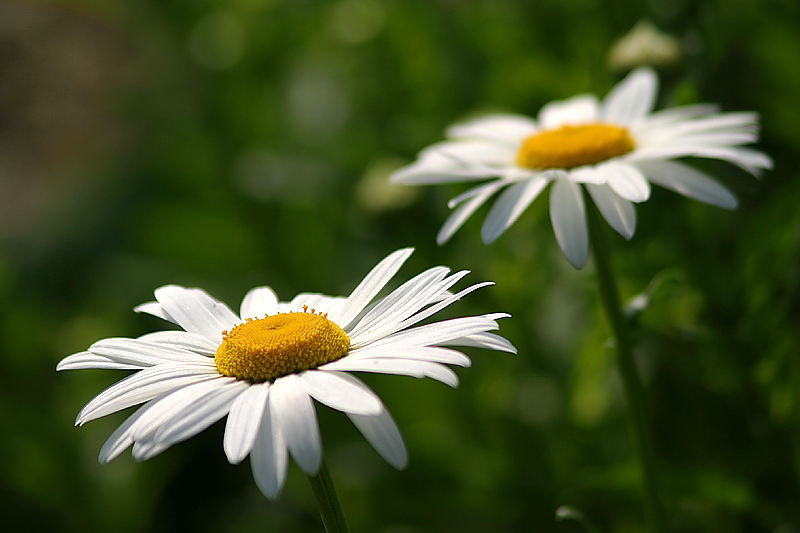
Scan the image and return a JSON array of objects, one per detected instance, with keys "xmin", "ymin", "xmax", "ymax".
[
  {"xmin": 516, "ymin": 123, "xmax": 635, "ymax": 170},
  {"xmin": 214, "ymin": 306, "xmax": 350, "ymax": 382}
]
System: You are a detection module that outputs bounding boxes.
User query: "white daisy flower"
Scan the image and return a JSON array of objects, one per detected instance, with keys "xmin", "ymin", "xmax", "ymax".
[
  {"xmin": 390, "ymin": 67, "xmax": 773, "ymax": 269},
  {"xmin": 58, "ymin": 248, "xmax": 515, "ymax": 500}
]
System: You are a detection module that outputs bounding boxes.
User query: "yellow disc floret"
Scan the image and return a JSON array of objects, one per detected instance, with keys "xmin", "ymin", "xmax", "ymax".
[
  {"xmin": 215, "ymin": 306, "xmax": 350, "ymax": 382},
  {"xmin": 516, "ymin": 123, "xmax": 635, "ymax": 170}
]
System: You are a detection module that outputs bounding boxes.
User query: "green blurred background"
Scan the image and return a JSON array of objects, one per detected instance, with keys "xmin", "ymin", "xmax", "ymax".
[{"xmin": 1, "ymin": 0, "xmax": 798, "ymax": 531}]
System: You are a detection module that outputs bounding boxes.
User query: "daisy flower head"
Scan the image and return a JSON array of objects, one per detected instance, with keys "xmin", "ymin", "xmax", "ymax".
[
  {"xmin": 390, "ymin": 67, "xmax": 773, "ymax": 269},
  {"xmin": 58, "ymin": 249, "xmax": 515, "ymax": 500}
]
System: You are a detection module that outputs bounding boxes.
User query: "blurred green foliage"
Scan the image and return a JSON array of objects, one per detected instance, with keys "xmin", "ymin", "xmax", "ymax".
[{"xmin": 1, "ymin": 0, "xmax": 799, "ymax": 531}]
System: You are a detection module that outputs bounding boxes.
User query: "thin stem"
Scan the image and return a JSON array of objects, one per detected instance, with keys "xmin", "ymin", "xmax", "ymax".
[
  {"xmin": 584, "ymin": 193, "xmax": 666, "ymax": 533},
  {"xmin": 308, "ymin": 460, "xmax": 350, "ymax": 533}
]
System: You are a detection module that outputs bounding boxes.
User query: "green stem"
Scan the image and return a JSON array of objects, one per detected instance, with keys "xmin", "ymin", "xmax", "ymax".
[
  {"xmin": 584, "ymin": 193, "xmax": 666, "ymax": 533},
  {"xmin": 308, "ymin": 460, "xmax": 350, "ymax": 533}
]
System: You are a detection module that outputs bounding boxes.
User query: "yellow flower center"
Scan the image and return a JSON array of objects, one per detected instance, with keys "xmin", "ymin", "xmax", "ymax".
[
  {"xmin": 214, "ymin": 306, "xmax": 350, "ymax": 382},
  {"xmin": 516, "ymin": 123, "xmax": 635, "ymax": 170}
]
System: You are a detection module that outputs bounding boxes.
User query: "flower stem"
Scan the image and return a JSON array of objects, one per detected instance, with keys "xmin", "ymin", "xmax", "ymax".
[
  {"xmin": 308, "ymin": 460, "xmax": 350, "ymax": 533},
  {"xmin": 584, "ymin": 194, "xmax": 665, "ymax": 533}
]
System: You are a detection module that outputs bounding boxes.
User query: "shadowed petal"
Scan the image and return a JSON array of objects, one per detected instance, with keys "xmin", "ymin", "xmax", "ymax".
[
  {"xmin": 347, "ymin": 406, "xmax": 408, "ymax": 469},
  {"xmin": 602, "ymin": 67, "xmax": 658, "ymax": 124},
  {"xmin": 550, "ymin": 179, "xmax": 588, "ymax": 268},
  {"xmin": 586, "ymin": 183, "xmax": 637, "ymax": 239}
]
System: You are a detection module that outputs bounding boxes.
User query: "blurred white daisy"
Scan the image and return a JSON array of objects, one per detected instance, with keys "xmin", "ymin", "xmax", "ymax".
[
  {"xmin": 390, "ymin": 67, "xmax": 773, "ymax": 268},
  {"xmin": 58, "ymin": 248, "xmax": 514, "ymax": 500}
]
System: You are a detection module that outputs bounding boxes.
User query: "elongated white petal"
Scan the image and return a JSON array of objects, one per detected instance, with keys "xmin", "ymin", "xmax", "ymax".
[
  {"xmin": 77, "ymin": 364, "xmax": 219, "ymax": 425},
  {"xmin": 446, "ymin": 113, "xmax": 538, "ymax": 143},
  {"xmin": 136, "ymin": 331, "xmax": 219, "ymax": 356},
  {"xmin": 348, "ymin": 266, "xmax": 451, "ymax": 340},
  {"xmin": 367, "ymin": 316, "xmax": 499, "ymax": 349},
  {"xmin": 99, "ymin": 403, "xmax": 152, "ymax": 464},
  {"xmin": 586, "ymin": 183, "xmax": 637, "ymax": 239},
  {"xmin": 342, "ymin": 346, "xmax": 472, "ymax": 367},
  {"xmin": 148, "ymin": 381, "xmax": 249, "ymax": 455},
  {"xmin": 223, "ymin": 382, "xmax": 270, "ymax": 464},
  {"xmin": 347, "ymin": 407, "xmax": 408, "ymax": 469},
  {"xmin": 250, "ymin": 400, "xmax": 288, "ymax": 500},
  {"xmin": 634, "ymin": 160, "xmax": 738, "ymax": 209},
  {"xmin": 438, "ymin": 181, "xmax": 507, "ymax": 244},
  {"xmin": 430, "ymin": 140, "xmax": 516, "ymax": 167},
  {"xmin": 133, "ymin": 302, "xmax": 177, "ymax": 324},
  {"xmin": 441, "ymin": 331, "xmax": 517, "ymax": 353},
  {"xmin": 378, "ymin": 281, "xmax": 494, "ymax": 339},
  {"xmin": 270, "ymin": 374, "xmax": 322, "ymax": 475},
  {"xmin": 390, "ymin": 151, "xmax": 494, "ymax": 185},
  {"xmin": 349, "ymin": 269, "xmax": 476, "ymax": 346},
  {"xmin": 601, "ymin": 163, "xmax": 650, "ymax": 202},
  {"xmin": 88, "ymin": 338, "xmax": 214, "ymax": 367},
  {"xmin": 549, "ymin": 179, "xmax": 588, "ymax": 268},
  {"xmin": 602, "ymin": 67, "xmax": 657, "ymax": 125},
  {"xmin": 127, "ymin": 378, "xmax": 235, "ymax": 443},
  {"xmin": 629, "ymin": 144, "xmax": 773, "ymax": 176},
  {"xmin": 324, "ymin": 358, "xmax": 460, "ymax": 387},
  {"xmin": 153, "ymin": 285, "xmax": 240, "ymax": 342},
  {"xmin": 240, "ymin": 287, "xmax": 279, "ymax": 319},
  {"xmin": 57, "ymin": 352, "xmax": 142, "ymax": 371},
  {"xmin": 538, "ymin": 95, "xmax": 600, "ymax": 129},
  {"xmin": 636, "ymin": 104, "xmax": 719, "ymax": 131},
  {"xmin": 481, "ymin": 176, "xmax": 549, "ymax": 244},
  {"xmin": 300, "ymin": 371, "xmax": 382, "ymax": 415},
  {"xmin": 332, "ymin": 248, "xmax": 414, "ymax": 328}
]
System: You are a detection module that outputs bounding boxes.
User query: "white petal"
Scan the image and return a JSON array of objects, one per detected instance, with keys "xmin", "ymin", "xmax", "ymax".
[
  {"xmin": 347, "ymin": 407, "xmax": 408, "ymax": 469},
  {"xmin": 586, "ymin": 183, "xmax": 637, "ymax": 239},
  {"xmin": 549, "ymin": 179, "xmax": 589, "ymax": 268},
  {"xmin": 481, "ymin": 176, "xmax": 549, "ymax": 244},
  {"xmin": 601, "ymin": 67, "xmax": 658, "ymax": 125},
  {"xmin": 568, "ymin": 166, "xmax": 607, "ymax": 185},
  {"xmin": 628, "ymin": 144, "xmax": 773, "ymax": 176},
  {"xmin": 538, "ymin": 95, "xmax": 600, "ymax": 129},
  {"xmin": 147, "ymin": 380, "xmax": 250, "ymax": 455},
  {"xmin": 57, "ymin": 351, "xmax": 141, "ymax": 371},
  {"xmin": 332, "ymin": 248, "xmax": 414, "ymax": 328},
  {"xmin": 240, "ymin": 287, "xmax": 279, "ymax": 319},
  {"xmin": 136, "ymin": 331, "xmax": 219, "ymax": 356},
  {"xmin": 636, "ymin": 104, "xmax": 720, "ymax": 131},
  {"xmin": 342, "ymin": 346, "xmax": 472, "ymax": 367},
  {"xmin": 127, "ymin": 378, "xmax": 235, "ymax": 443},
  {"xmin": 270, "ymin": 374, "xmax": 322, "ymax": 475},
  {"xmin": 634, "ymin": 160, "xmax": 738, "ymax": 209},
  {"xmin": 250, "ymin": 400, "xmax": 288, "ymax": 500},
  {"xmin": 134, "ymin": 301, "xmax": 177, "ymax": 324},
  {"xmin": 324, "ymin": 358, "xmax": 459, "ymax": 387},
  {"xmin": 429, "ymin": 139, "xmax": 516, "ymax": 167},
  {"xmin": 77, "ymin": 364, "xmax": 219, "ymax": 425},
  {"xmin": 367, "ymin": 316, "xmax": 500, "ymax": 349},
  {"xmin": 300, "ymin": 371, "xmax": 383, "ymax": 416},
  {"xmin": 441, "ymin": 332, "xmax": 517, "ymax": 353},
  {"xmin": 380, "ymin": 281, "xmax": 495, "ymax": 338},
  {"xmin": 224, "ymin": 382, "xmax": 270, "ymax": 464},
  {"xmin": 446, "ymin": 113, "xmax": 538, "ymax": 144},
  {"xmin": 88, "ymin": 338, "xmax": 215, "ymax": 367},
  {"xmin": 390, "ymin": 151, "xmax": 494, "ymax": 185},
  {"xmin": 153, "ymin": 285, "xmax": 240, "ymax": 342},
  {"xmin": 348, "ymin": 266, "xmax": 451, "ymax": 340},
  {"xmin": 600, "ymin": 162, "xmax": 651, "ymax": 202},
  {"xmin": 437, "ymin": 181, "xmax": 507, "ymax": 244},
  {"xmin": 98, "ymin": 403, "xmax": 150, "ymax": 464}
]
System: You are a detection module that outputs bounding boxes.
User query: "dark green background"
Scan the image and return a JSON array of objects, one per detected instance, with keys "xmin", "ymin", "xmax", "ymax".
[{"xmin": 1, "ymin": 0, "xmax": 798, "ymax": 531}]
